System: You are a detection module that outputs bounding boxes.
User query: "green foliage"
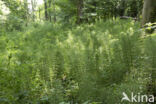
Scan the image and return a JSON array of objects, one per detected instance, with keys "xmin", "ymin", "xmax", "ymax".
[
  {"xmin": 1, "ymin": 0, "xmax": 27, "ymax": 19},
  {"xmin": 57, "ymin": 0, "xmax": 143, "ymax": 23},
  {"xmin": 0, "ymin": 19, "xmax": 155, "ymax": 103},
  {"xmin": 144, "ymin": 22, "xmax": 156, "ymax": 33},
  {"xmin": 0, "ymin": 0, "xmax": 28, "ymax": 31},
  {"xmin": 0, "ymin": 0, "xmax": 144, "ymax": 27}
]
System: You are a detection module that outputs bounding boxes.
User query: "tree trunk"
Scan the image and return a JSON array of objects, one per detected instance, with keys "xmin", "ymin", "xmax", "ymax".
[
  {"xmin": 48, "ymin": 0, "xmax": 52, "ymax": 22},
  {"xmin": 44, "ymin": 0, "xmax": 48, "ymax": 21},
  {"xmin": 52, "ymin": 0, "xmax": 56, "ymax": 23},
  {"xmin": 141, "ymin": 0, "xmax": 156, "ymax": 26},
  {"xmin": 77, "ymin": 0, "xmax": 83, "ymax": 24}
]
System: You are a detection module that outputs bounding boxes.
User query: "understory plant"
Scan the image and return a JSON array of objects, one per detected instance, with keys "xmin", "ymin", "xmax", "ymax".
[{"xmin": 0, "ymin": 19, "xmax": 155, "ymax": 104}]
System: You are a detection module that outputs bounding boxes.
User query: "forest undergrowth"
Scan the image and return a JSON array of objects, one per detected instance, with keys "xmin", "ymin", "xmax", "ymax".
[{"xmin": 0, "ymin": 19, "xmax": 155, "ymax": 104}]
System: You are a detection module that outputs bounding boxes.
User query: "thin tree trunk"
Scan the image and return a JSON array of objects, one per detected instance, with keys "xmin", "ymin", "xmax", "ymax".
[
  {"xmin": 77, "ymin": 0, "xmax": 83, "ymax": 24},
  {"xmin": 44, "ymin": 0, "xmax": 48, "ymax": 20},
  {"xmin": 52, "ymin": 0, "xmax": 56, "ymax": 23},
  {"xmin": 48, "ymin": 0, "xmax": 52, "ymax": 22}
]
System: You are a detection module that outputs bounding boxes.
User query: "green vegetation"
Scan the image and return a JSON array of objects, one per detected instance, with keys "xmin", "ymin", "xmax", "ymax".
[
  {"xmin": 0, "ymin": 0, "xmax": 156, "ymax": 104},
  {"xmin": 0, "ymin": 19, "xmax": 155, "ymax": 104}
]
